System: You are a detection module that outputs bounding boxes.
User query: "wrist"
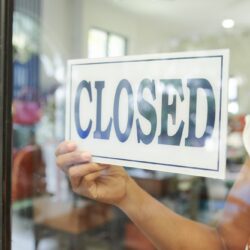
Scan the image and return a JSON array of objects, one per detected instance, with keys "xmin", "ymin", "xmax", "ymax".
[{"xmin": 116, "ymin": 176, "xmax": 147, "ymax": 216}]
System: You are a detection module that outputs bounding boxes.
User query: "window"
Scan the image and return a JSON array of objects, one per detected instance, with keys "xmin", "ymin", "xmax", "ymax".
[{"xmin": 88, "ymin": 28, "xmax": 127, "ymax": 58}]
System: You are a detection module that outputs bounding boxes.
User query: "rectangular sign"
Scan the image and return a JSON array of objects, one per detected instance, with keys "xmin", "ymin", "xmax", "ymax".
[{"xmin": 66, "ymin": 50, "xmax": 229, "ymax": 179}]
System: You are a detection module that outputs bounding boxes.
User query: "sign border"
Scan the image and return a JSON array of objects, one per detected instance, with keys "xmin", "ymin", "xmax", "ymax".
[{"xmin": 66, "ymin": 51, "xmax": 228, "ymax": 177}]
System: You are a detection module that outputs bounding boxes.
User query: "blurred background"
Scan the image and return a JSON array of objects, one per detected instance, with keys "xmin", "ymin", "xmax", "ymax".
[{"xmin": 11, "ymin": 0, "xmax": 250, "ymax": 249}]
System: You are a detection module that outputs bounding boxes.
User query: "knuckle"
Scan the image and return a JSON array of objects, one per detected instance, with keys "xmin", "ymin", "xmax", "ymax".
[
  {"xmin": 83, "ymin": 152, "xmax": 92, "ymax": 161},
  {"xmin": 70, "ymin": 152, "xmax": 82, "ymax": 163}
]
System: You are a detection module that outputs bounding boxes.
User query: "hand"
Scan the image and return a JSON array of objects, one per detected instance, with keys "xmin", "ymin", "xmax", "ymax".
[{"xmin": 55, "ymin": 141, "xmax": 131, "ymax": 205}]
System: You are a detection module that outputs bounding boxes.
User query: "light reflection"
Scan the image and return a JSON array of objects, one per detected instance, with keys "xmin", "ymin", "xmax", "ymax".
[
  {"xmin": 205, "ymin": 138, "xmax": 215, "ymax": 151},
  {"xmin": 228, "ymin": 102, "xmax": 239, "ymax": 114},
  {"xmin": 222, "ymin": 19, "xmax": 235, "ymax": 29}
]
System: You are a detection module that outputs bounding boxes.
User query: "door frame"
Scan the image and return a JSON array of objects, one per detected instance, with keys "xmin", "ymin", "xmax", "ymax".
[{"xmin": 0, "ymin": 0, "xmax": 13, "ymax": 249}]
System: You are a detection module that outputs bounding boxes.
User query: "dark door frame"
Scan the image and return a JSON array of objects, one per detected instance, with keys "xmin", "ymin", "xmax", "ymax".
[{"xmin": 0, "ymin": 0, "xmax": 13, "ymax": 249}]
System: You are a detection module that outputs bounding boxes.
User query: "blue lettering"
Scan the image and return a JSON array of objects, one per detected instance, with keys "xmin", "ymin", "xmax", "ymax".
[
  {"xmin": 136, "ymin": 79, "xmax": 157, "ymax": 144},
  {"xmin": 185, "ymin": 78, "xmax": 215, "ymax": 147},
  {"xmin": 113, "ymin": 79, "xmax": 134, "ymax": 142},
  {"xmin": 94, "ymin": 81, "xmax": 112, "ymax": 139},
  {"xmin": 158, "ymin": 79, "xmax": 185, "ymax": 146},
  {"xmin": 74, "ymin": 80, "xmax": 92, "ymax": 139}
]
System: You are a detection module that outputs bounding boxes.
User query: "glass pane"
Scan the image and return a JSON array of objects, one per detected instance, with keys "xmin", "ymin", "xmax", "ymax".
[
  {"xmin": 11, "ymin": 0, "xmax": 250, "ymax": 250},
  {"xmin": 108, "ymin": 34, "xmax": 126, "ymax": 57},
  {"xmin": 88, "ymin": 28, "xmax": 108, "ymax": 58}
]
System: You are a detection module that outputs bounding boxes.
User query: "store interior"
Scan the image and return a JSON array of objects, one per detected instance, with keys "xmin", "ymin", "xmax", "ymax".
[{"xmin": 12, "ymin": 0, "xmax": 250, "ymax": 249}]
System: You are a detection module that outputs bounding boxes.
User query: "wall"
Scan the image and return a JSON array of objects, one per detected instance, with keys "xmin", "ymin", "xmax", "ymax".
[
  {"xmin": 169, "ymin": 32, "xmax": 250, "ymax": 114},
  {"xmin": 82, "ymin": 0, "xmax": 250, "ymax": 114},
  {"xmin": 39, "ymin": 0, "xmax": 168, "ymax": 86},
  {"xmin": 40, "ymin": 0, "xmax": 84, "ymax": 89},
  {"xmin": 40, "ymin": 0, "xmax": 250, "ymax": 114},
  {"xmin": 81, "ymin": 0, "xmax": 168, "ymax": 56}
]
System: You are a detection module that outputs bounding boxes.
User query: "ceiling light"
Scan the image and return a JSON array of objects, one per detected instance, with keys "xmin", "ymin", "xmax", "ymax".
[{"xmin": 222, "ymin": 19, "xmax": 235, "ymax": 29}]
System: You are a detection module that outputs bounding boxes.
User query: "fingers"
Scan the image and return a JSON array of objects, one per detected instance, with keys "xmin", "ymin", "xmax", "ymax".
[
  {"xmin": 55, "ymin": 141, "xmax": 77, "ymax": 156},
  {"xmin": 69, "ymin": 163, "xmax": 109, "ymax": 190},
  {"xmin": 68, "ymin": 163, "xmax": 109, "ymax": 178},
  {"xmin": 56, "ymin": 151, "xmax": 92, "ymax": 172},
  {"xmin": 84, "ymin": 171, "xmax": 103, "ymax": 182}
]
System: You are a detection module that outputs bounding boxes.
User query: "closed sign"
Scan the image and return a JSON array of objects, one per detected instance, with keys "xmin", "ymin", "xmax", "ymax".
[{"xmin": 66, "ymin": 50, "xmax": 229, "ymax": 179}]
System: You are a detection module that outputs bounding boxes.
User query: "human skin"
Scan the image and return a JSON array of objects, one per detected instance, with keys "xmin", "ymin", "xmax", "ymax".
[
  {"xmin": 56, "ymin": 142, "xmax": 221, "ymax": 249},
  {"xmin": 55, "ymin": 117, "xmax": 250, "ymax": 250}
]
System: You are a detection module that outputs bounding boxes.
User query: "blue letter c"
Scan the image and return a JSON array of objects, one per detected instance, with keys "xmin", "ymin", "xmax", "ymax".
[{"xmin": 74, "ymin": 80, "xmax": 92, "ymax": 139}]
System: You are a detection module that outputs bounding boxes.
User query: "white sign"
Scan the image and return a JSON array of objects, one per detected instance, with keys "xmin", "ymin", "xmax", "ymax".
[{"xmin": 66, "ymin": 50, "xmax": 229, "ymax": 179}]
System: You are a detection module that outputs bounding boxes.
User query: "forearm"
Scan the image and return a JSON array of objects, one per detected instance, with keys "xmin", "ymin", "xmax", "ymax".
[{"xmin": 117, "ymin": 177, "xmax": 224, "ymax": 250}]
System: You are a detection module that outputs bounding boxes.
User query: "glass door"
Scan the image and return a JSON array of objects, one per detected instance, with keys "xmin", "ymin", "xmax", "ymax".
[{"xmin": 9, "ymin": 0, "xmax": 250, "ymax": 250}]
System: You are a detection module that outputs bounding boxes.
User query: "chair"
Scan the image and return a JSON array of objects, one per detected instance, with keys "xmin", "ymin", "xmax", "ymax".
[
  {"xmin": 12, "ymin": 145, "xmax": 46, "ymax": 203},
  {"xmin": 12, "ymin": 146, "xmax": 120, "ymax": 249}
]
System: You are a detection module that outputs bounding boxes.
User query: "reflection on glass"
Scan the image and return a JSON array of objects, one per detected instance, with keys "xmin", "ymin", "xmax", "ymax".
[
  {"xmin": 88, "ymin": 29, "xmax": 107, "ymax": 58},
  {"xmin": 108, "ymin": 34, "xmax": 126, "ymax": 57},
  {"xmin": 88, "ymin": 28, "xmax": 127, "ymax": 58},
  {"xmin": 11, "ymin": 0, "xmax": 250, "ymax": 249}
]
